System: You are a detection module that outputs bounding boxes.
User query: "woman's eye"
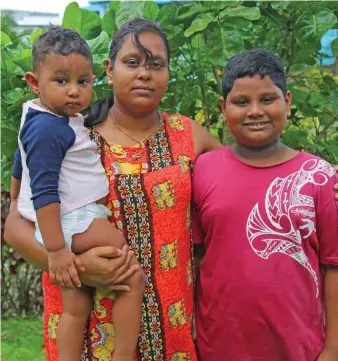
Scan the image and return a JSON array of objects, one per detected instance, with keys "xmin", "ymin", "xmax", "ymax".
[
  {"xmin": 151, "ymin": 61, "xmax": 164, "ymax": 69},
  {"xmin": 126, "ymin": 59, "xmax": 139, "ymax": 67},
  {"xmin": 56, "ymin": 78, "xmax": 66, "ymax": 85}
]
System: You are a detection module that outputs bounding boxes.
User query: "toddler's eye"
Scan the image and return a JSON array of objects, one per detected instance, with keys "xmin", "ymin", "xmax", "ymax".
[
  {"xmin": 56, "ymin": 78, "xmax": 66, "ymax": 85},
  {"xmin": 79, "ymin": 79, "xmax": 89, "ymax": 85}
]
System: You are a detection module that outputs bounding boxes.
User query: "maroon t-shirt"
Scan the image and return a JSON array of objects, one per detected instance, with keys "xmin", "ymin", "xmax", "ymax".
[{"xmin": 193, "ymin": 146, "xmax": 338, "ymax": 361}]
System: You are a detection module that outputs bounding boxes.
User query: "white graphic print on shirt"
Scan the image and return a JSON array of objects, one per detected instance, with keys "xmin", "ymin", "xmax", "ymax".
[{"xmin": 246, "ymin": 159, "xmax": 335, "ymax": 297}]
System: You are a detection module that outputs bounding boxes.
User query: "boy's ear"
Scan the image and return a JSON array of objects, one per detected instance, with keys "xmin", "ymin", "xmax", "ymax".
[
  {"xmin": 285, "ymin": 90, "xmax": 292, "ymax": 117},
  {"xmin": 220, "ymin": 97, "xmax": 227, "ymax": 123},
  {"xmin": 24, "ymin": 72, "xmax": 39, "ymax": 95}
]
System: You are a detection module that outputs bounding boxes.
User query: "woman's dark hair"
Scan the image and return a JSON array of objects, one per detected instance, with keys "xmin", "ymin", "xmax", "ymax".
[
  {"xmin": 222, "ymin": 48, "xmax": 287, "ymax": 101},
  {"xmin": 85, "ymin": 18, "xmax": 170, "ymax": 126}
]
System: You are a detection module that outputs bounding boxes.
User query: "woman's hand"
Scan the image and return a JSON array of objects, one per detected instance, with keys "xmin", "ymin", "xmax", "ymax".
[{"xmin": 78, "ymin": 245, "xmax": 138, "ymax": 291}]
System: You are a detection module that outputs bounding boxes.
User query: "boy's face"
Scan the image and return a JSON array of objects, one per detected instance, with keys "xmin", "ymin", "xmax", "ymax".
[
  {"xmin": 30, "ymin": 52, "xmax": 94, "ymax": 116},
  {"xmin": 221, "ymin": 75, "xmax": 291, "ymax": 148}
]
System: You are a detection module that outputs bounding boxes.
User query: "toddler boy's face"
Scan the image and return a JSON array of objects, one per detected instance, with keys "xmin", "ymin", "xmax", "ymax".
[
  {"xmin": 221, "ymin": 75, "xmax": 292, "ymax": 149},
  {"xmin": 35, "ymin": 52, "xmax": 94, "ymax": 117}
]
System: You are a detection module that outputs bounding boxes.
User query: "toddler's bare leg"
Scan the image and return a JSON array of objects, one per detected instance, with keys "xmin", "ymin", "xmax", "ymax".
[
  {"xmin": 73, "ymin": 219, "xmax": 145, "ymax": 361},
  {"xmin": 57, "ymin": 286, "xmax": 92, "ymax": 361}
]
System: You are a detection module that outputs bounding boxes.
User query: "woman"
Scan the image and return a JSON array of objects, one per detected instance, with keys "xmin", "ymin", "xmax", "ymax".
[{"xmin": 5, "ymin": 18, "xmax": 220, "ymax": 361}]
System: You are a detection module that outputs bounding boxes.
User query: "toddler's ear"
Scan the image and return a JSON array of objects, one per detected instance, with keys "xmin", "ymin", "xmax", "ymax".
[{"xmin": 24, "ymin": 72, "xmax": 39, "ymax": 94}]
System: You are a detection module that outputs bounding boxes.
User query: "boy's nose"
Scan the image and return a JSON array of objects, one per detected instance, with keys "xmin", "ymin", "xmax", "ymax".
[{"xmin": 247, "ymin": 102, "xmax": 264, "ymax": 118}]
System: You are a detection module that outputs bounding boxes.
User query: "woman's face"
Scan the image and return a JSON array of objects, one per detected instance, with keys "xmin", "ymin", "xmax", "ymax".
[{"xmin": 106, "ymin": 31, "xmax": 169, "ymax": 114}]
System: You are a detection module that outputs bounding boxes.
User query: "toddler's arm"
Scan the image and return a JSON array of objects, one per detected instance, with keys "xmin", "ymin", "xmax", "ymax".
[{"xmin": 20, "ymin": 112, "xmax": 82, "ymax": 288}]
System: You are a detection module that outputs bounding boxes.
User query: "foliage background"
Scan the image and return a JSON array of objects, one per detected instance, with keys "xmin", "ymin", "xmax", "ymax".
[{"xmin": 1, "ymin": 0, "xmax": 338, "ymax": 316}]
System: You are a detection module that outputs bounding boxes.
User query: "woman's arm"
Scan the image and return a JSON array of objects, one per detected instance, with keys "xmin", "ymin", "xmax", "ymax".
[
  {"xmin": 190, "ymin": 119, "xmax": 222, "ymax": 157},
  {"xmin": 4, "ymin": 201, "xmax": 137, "ymax": 291}
]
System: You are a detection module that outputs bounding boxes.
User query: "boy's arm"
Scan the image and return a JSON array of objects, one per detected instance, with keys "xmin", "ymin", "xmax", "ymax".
[
  {"xmin": 318, "ymin": 266, "xmax": 338, "ymax": 360},
  {"xmin": 316, "ymin": 172, "xmax": 338, "ymax": 360}
]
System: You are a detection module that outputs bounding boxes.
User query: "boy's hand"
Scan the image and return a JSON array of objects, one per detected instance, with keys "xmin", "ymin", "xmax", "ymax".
[
  {"xmin": 317, "ymin": 348, "xmax": 338, "ymax": 361},
  {"xmin": 334, "ymin": 164, "xmax": 338, "ymax": 200},
  {"xmin": 48, "ymin": 247, "xmax": 85, "ymax": 289}
]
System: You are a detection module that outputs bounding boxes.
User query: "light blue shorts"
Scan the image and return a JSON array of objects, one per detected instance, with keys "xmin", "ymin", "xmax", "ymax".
[{"xmin": 35, "ymin": 202, "xmax": 111, "ymax": 250}]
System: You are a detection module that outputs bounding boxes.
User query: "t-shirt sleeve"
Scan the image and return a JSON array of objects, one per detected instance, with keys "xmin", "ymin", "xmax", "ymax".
[
  {"xmin": 317, "ymin": 173, "xmax": 338, "ymax": 265},
  {"xmin": 12, "ymin": 148, "xmax": 23, "ymax": 180},
  {"xmin": 20, "ymin": 112, "xmax": 75, "ymax": 210}
]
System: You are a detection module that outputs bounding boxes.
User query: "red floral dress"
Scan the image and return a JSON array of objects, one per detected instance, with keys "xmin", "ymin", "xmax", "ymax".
[{"xmin": 43, "ymin": 113, "xmax": 197, "ymax": 361}]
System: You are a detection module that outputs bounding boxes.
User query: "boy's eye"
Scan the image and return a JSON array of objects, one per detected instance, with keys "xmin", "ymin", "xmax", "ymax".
[
  {"xmin": 56, "ymin": 78, "xmax": 66, "ymax": 85},
  {"xmin": 234, "ymin": 99, "xmax": 248, "ymax": 106},
  {"xmin": 262, "ymin": 97, "xmax": 275, "ymax": 104},
  {"xmin": 79, "ymin": 79, "xmax": 90, "ymax": 85}
]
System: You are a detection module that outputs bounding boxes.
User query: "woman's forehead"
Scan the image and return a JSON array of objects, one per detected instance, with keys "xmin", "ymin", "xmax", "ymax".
[{"xmin": 117, "ymin": 32, "xmax": 168, "ymax": 58}]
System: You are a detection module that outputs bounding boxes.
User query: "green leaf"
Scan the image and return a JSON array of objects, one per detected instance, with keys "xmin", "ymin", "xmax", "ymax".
[
  {"xmin": 80, "ymin": 9, "xmax": 102, "ymax": 40},
  {"xmin": 1, "ymin": 31, "xmax": 11, "ymax": 48},
  {"xmin": 331, "ymin": 37, "xmax": 338, "ymax": 56},
  {"xmin": 62, "ymin": 2, "xmax": 81, "ymax": 33},
  {"xmin": 271, "ymin": 2, "xmax": 290, "ymax": 12},
  {"xmin": 109, "ymin": 1, "xmax": 120, "ymax": 11},
  {"xmin": 30, "ymin": 28, "xmax": 44, "ymax": 43},
  {"xmin": 87, "ymin": 31, "xmax": 110, "ymax": 55},
  {"xmin": 63, "ymin": 5, "xmax": 101, "ymax": 40},
  {"xmin": 115, "ymin": 1, "xmax": 145, "ymax": 28},
  {"xmin": 143, "ymin": 1, "xmax": 159, "ymax": 21},
  {"xmin": 184, "ymin": 13, "xmax": 215, "ymax": 37},
  {"xmin": 220, "ymin": 6, "xmax": 261, "ymax": 21},
  {"xmin": 102, "ymin": 10, "xmax": 116, "ymax": 37},
  {"xmin": 191, "ymin": 33, "xmax": 206, "ymax": 49},
  {"xmin": 3, "ymin": 88, "xmax": 24, "ymax": 105},
  {"xmin": 12, "ymin": 49, "xmax": 33, "ymax": 73},
  {"xmin": 178, "ymin": 4, "xmax": 204, "ymax": 20},
  {"xmin": 295, "ymin": 9, "xmax": 337, "ymax": 48}
]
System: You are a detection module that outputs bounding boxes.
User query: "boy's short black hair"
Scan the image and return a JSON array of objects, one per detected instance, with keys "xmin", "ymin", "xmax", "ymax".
[
  {"xmin": 222, "ymin": 48, "xmax": 287, "ymax": 100},
  {"xmin": 32, "ymin": 26, "xmax": 93, "ymax": 71}
]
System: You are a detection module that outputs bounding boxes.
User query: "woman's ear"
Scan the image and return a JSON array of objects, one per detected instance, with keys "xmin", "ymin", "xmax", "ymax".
[
  {"xmin": 285, "ymin": 90, "xmax": 292, "ymax": 117},
  {"xmin": 220, "ymin": 97, "xmax": 227, "ymax": 123},
  {"xmin": 105, "ymin": 59, "xmax": 113, "ymax": 86},
  {"xmin": 24, "ymin": 72, "xmax": 39, "ymax": 94}
]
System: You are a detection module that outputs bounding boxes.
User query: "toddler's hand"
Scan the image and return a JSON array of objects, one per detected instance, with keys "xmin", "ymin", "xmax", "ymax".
[{"xmin": 48, "ymin": 247, "xmax": 85, "ymax": 289}]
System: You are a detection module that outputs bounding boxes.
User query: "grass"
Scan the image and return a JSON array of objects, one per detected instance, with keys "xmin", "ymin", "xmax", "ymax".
[{"xmin": 1, "ymin": 317, "xmax": 45, "ymax": 361}]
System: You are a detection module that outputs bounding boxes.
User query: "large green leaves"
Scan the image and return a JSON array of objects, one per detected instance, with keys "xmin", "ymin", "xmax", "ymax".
[
  {"xmin": 115, "ymin": 1, "xmax": 145, "ymax": 27},
  {"xmin": 220, "ymin": 6, "xmax": 261, "ymax": 21},
  {"xmin": 184, "ymin": 13, "xmax": 215, "ymax": 37},
  {"xmin": 62, "ymin": 2, "xmax": 101, "ymax": 39},
  {"xmin": 295, "ymin": 9, "xmax": 337, "ymax": 48}
]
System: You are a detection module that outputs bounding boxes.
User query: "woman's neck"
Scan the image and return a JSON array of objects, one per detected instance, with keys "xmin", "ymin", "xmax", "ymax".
[
  {"xmin": 111, "ymin": 103, "xmax": 160, "ymax": 133},
  {"xmin": 231, "ymin": 139, "xmax": 298, "ymax": 167}
]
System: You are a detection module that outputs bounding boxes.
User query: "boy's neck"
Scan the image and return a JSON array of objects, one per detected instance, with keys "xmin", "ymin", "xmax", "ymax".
[{"xmin": 231, "ymin": 140, "xmax": 298, "ymax": 167}]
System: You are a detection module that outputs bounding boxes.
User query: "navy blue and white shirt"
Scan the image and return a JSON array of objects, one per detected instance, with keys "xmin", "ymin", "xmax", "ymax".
[{"xmin": 17, "ymin": 100, "xmax": 108, "ymax": 222}]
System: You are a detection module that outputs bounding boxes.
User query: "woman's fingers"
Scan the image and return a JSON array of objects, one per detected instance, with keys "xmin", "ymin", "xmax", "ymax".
[
  {"xmin": 109, "ymin": 284, "xmax": 131, "ymax": 292},
  {"xmin": 112, "ymin": 264, "xmax": 139, "ymax": 285}
]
